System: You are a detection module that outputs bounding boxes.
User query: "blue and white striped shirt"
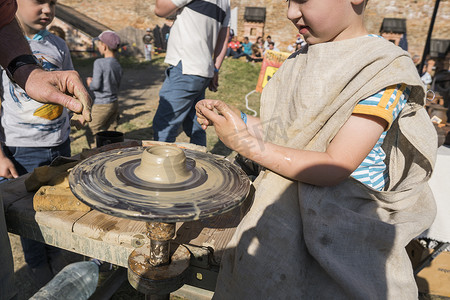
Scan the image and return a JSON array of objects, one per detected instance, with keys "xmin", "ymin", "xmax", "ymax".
[{"xmin": 351, "ymin": 84, "xmax": 411, "ymax": 190}]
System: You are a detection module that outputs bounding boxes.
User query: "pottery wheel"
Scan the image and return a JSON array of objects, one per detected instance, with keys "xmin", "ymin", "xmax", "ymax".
[{"xmin": 69, "ymin": 146, "xmax": 250, "ymax": 222}]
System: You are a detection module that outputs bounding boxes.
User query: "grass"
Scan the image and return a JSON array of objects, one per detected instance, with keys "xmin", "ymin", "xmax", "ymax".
[
  {"xmin": 203, "ymin": 57, "xmax": 262, "ymax": 154},
  {"xmin": 205, "ymin": 57, "xmax": 262, "ymax": 112},
  {"xmin": 70, "ymin": 55, "xmax": 263, "ymax": 157}
]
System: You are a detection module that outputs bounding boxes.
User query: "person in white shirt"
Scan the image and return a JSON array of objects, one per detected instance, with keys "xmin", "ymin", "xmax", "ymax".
[{"xmin": 152, "ymin": 0, "xmax": 230, "ymax": 146}]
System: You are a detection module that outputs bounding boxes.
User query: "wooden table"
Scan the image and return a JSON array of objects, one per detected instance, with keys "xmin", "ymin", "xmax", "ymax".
[{"xmin": 2, "ymin": 171, "xmax": 253, "ymax": 296}]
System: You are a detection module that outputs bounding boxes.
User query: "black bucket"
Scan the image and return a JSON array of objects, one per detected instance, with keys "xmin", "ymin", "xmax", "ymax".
[{"xmin": 95, "ymin": 131, "xmax": 124, "ymax": 148}]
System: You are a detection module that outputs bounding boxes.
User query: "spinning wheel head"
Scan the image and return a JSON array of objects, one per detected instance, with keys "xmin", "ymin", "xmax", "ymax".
[{"xmin": 69, "ymin": 145, "xmax": 250, "ymax": 222}]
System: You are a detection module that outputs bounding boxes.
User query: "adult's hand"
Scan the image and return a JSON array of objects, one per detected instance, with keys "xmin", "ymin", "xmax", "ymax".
[
  {"xmin": 16, "ymin": 67, "xmax": 92, "ymax": 122},
  {"xmin": 208, "ymin": 72, "xmax": 219, "ymax": 92}
]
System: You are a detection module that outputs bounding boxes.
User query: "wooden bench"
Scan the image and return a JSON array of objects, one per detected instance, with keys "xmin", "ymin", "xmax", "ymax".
[{"xmin": 2, "ymin": 171, "xmax": 253, "ymax": 297}]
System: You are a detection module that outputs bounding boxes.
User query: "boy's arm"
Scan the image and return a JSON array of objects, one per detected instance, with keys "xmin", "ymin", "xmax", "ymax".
[
  {"xmin": 88, "ymin": 60, "xmax": 103, "ymax": 91},
  {"xmin": 196, "ymin": 99, "xmax": 262, "ymax": 138},
  {"xmin": 198, "ymin": 101, "xmax": 386, "ymax": 186},
  {"xmin": 61, "ymin": 41, "xmax": 74, "ymax": 71}
]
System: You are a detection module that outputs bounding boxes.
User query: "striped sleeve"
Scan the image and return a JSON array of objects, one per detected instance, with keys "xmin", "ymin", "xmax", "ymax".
[{"xmin": 353, "ymin": 84, "xmax": 410, "ymax": 130}]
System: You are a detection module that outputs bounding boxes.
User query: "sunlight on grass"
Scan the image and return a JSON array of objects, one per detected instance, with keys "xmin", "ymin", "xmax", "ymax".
[
  {"xmin": 205, "ymin": 58, "xmax": 262, "ymax": 114},
  {"xmin": 119, "ymin": 121, "xmax": 138, "ymax": 132},
  {"xmin": 70, "ymin": 56, "xmax": 262, "ymax": 156}
]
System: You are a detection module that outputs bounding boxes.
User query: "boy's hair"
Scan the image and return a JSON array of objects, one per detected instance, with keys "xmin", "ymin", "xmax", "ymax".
[{"xmin": 269, "ymin": 41, "xmax": 275, "ymax": 46}]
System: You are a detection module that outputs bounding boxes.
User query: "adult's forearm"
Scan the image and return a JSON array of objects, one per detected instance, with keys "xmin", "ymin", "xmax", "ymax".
[
  {"xmin": 213, "ymin": 26, "xmax": 229, "ymax": 70},
  {"xmin": 0, "ymin": 18, "xmax": 31, "ymax": 69},
  {"xmin": 154, "ymin": 0, "xmax": 179, "ymax": 17}
]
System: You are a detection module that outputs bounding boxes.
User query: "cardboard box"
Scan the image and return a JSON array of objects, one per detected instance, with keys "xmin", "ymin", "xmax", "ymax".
[{"xmin": 406, "ymin": 240, "xmax": 450, "ymax": 297}]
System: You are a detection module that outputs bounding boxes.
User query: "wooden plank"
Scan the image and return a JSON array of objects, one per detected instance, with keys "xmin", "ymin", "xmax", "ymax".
[
  {"xmin": 6, "ymin": 194, "xmax": 87, "ymax": 232},
  {"xmin": 72, "ymin": 210, "xmax": 148, "ymax": 248},
  {"xmin": 175, "ymin": 186, "xmax": 254, "ymax": 262},
  {"xmin": 5, "ymin": 197, "xmax": 135, "ymax": 267}
]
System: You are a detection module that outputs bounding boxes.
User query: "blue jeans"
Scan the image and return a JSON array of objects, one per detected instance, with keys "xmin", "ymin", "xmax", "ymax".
[
  {"xmin": 153, "ymin": 61, "xmax": 211, "ymax": 146},
  {"xmin": 1, "ymin": 139, "xmax": 70, "ymax": 269}
]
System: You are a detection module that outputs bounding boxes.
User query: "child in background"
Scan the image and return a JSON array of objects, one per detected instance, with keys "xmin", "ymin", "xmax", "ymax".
[
  {"xmin": 196, "ymin": 0, "xmax": 436, "ymax": 298},
  {"xmin": 247, "ymin": 44, "xmax": 262, "ymax": 63},
  {"xmin": 0, "ymin": 0, "xmax": 74, "ymax": 287},
  {"xmin": 86, "ymin": 30, "xmax": 123, "ymax": 147},
  {"xmin": 226, "ymin": 35, "xmax": 243, "ymax": 59},
  {"xmin": 142, "ymin": 28, "xmax": 153, "ymax": 61},
  {"xmin": 241, "ymin": 36, "xmax": 252, "ymax": 56}
]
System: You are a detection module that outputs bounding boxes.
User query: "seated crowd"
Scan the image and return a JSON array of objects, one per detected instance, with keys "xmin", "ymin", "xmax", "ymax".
[{"xmin": 225, "ymin": 34, "xmax": 307, "ymax": 63}]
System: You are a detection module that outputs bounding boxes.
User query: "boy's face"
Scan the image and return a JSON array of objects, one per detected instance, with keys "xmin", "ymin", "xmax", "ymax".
[
  {"xmin": 17, "ymin": 0, "xmax": 56, "ymax": 35},
  {"xmin": 286, "ymin": 0, "xmax": 366, "ymax": 45}
]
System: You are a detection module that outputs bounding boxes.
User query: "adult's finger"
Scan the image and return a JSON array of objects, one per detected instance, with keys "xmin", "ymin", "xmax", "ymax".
[
  {"xmin": 25, "ymin": 69, "xmax": 92, "ymax": 121},
  {"xmin": 57, "ymin": 71, "xmax": 92, "ymax": 122}
]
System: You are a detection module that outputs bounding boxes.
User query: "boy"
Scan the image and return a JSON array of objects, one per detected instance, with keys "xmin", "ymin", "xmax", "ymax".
[
  {"xmin": 196, "ymin": 0, "xmax": 437, "ymax": 298},
  {"xmin": 0, "ymin": 0, "xmax": 74, "ymax": 287},
  {"xmin": 142, "ymin": 28, "xmax": 154, "ymax": 61},
  {"xmin": 86, "ymin": 30, "xmax": 122, "ymax": 147},
  {"xmin": 241, "ymin": 36, "xmax": 252, "ymax": 56}
]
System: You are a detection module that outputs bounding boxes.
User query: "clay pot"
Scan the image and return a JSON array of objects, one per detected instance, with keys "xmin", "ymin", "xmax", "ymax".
[{"xmin": 134, "ymin": 145, "xmax": 193, "ymax": 184}]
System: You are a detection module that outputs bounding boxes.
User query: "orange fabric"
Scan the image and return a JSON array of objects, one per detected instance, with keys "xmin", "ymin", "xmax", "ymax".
[
  {"xmin": 228, "ymin": 41, "xmax": 241, "ymax": 51},
  {"xmin": 0, "ymin": 0, "xmax": 17, "ymax": 29}
]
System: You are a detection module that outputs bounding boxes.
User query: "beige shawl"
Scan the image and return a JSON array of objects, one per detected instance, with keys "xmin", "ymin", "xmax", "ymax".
[{"xmin": 214, "ymin": 36, "xmax": 437, "ymax": 299}]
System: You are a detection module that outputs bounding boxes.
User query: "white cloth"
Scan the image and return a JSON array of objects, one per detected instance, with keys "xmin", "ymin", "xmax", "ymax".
[
  {"xmin": 419, "ymin": 145, "xmax": 450, "ymax": 243},
  {"xmin": 214, "ymin": 36, "xmax": 437, "ymax": 300},
  {"xmin": 165, "ymin": 0, "xmax": 230, "ymax": 78}
]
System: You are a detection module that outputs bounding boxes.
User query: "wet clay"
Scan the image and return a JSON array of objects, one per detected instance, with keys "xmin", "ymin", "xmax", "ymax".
[
  {"xmin": 69, "ymin": 146, "xmax": 250, "ymax": 223},
  {"xmin": 134, "ymin": 146, "xmax": 192, "ymax": 184}
]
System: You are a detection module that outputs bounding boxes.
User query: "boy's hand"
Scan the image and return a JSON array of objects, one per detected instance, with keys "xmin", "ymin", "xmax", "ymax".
[
  {"xmin": 0, "ymin": 154, "xmax": 18, "ymax": 179},
  {"xmin": 86, "ymin": 77, "xmax": 93, "ymax": 87},
  {"xmin": 196, "ymin": 100, "xmax": 254, "ymax": 153},
  {"xmin": 196, "ymin": 99, "xmax": 217, "ymax": 129}
]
